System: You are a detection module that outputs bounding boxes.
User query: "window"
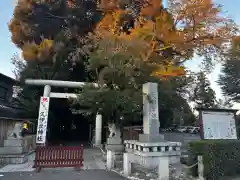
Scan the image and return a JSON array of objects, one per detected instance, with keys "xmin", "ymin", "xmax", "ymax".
[{"xmin": 0, "ymin": 86, "xmax": 8, "ymax": 100}]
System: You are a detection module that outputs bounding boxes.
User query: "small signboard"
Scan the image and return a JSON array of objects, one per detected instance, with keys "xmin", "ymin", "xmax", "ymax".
[
  {"xmin": 198, "ymin": 108, "xmax": 238, "ymax": 140},
  {"xmin": 36, "ymin": 97, "xmax": 50, "ymax": 144}
]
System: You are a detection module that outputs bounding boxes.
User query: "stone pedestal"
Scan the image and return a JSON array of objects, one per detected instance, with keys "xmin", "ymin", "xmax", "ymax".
[
  {"xmin": 139, "ymin": 134, "xmax": 165, "ymax": 142},
  {"xmin": 106, "ymin": 137, "xmax": 124, "ymax": 161},
  {"xmin": 0, "ymin": 135, "xmax": 36, "ymax": 165},
  {"xmin": 124, "ymin": 140, "xmax": 181, "ymax": 179},
  {"xmin": 125, "ymin": 140, "xmax": 181, "ymax": 165},
  {"xmin": 105, "ymin": 123, "xmax": 125, "ymax": 163},
  {"xmin": 106, "ymin": 137, "xmax": 124, "ymax": 150}
]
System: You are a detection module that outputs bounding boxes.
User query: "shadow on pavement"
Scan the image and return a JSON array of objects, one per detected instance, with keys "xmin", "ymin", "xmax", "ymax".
[{"xmin": 0, "ymin": 169, "xmax": 127, "ymax": 180}]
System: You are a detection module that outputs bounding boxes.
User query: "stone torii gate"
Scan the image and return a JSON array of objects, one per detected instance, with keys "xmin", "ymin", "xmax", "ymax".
[{"xmin": 25, "ymin": 79, "xmax": 103, "ymax": 147}]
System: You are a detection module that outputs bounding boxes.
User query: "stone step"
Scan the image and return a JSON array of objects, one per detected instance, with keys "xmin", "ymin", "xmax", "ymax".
[
  {"xmin": 0, "ymin": 153, "xmax": 28, "ymax": 164},
  {"xmin": 4, "ymin": 139, "xmax": 24, "ymax": 147},
  {"xmin": 0, "ymin": 147, "xmax": 25, "ymax": 155}
]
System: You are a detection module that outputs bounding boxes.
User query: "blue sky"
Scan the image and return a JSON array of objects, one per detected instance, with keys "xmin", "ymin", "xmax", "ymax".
[
  {"xmin": 0, "ymin": 0, "xmax": 18, "ymax": 78},
  {"xmin": 0, "ymin": 0, "xmax": 240, "ymax": 99}
]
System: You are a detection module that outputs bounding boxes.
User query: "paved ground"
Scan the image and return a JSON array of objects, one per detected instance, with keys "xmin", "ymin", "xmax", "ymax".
[
  {"xmin": 0, "ymin": 148, "xmax": 105, "ymax": 172},
  {"xmin": 0, "ymin": 170, "xmax": 127, "ymax": 180},
  {"xmin": 0, "ymin": 134, "xmax": 200, "ymax": 179},
  {"xmin": 0, "ymin": 148, "xmax": 125, "ymax": 180}
]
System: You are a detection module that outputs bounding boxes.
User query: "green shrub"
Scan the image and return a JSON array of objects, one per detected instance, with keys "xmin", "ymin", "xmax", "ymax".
[{"xmin": 187, "ymin": 140, "xmax": 240, "ymax": 180}]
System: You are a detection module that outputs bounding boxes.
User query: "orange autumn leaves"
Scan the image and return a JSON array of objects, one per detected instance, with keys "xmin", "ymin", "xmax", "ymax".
[
  {"xmin": 94, "ymin": 0, "xmax": 237, "ymax": 78},
  {"xmin": 95, "ymin": 0, "xmax": 180, "ymax": 77},
  {"xmin": 22, "ymin": 39, "xmax": 53, "ymax": 62},
  {"xmin": 16, "ymin": 0, "xmax": 237, "ymax": 79},
  {"xmin": 96, "ymin": 0, "xmax": 235, "ymax": 53}
]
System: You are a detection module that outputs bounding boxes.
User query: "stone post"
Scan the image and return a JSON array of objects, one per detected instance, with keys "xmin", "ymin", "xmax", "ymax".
[
  {"xmin": 123, "ymin": 153, "xmax": 132, "ymax": 177},
  {"xmin": 106, "ymin": 150, "xmax": 114, "ymax": 170},
  {"xmin": 95, "ymin": 114, "xmax": 102, "ymax": 147},
  {"xmin": 158, "ymin": 157, "xmax": 169, "ymax": 180},
  {"xmin": 139, "ymin": 82, "xmax": 164, "ymax": 142},
  {"xmin": 198, "ymin": 156, "xmax": 205, "ymax": 180}
]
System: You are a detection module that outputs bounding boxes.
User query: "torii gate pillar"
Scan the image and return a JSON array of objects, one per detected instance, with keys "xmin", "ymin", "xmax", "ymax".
[{"xmin": 43, "ymin": 85, "xmax": 51, "ymax": 97}]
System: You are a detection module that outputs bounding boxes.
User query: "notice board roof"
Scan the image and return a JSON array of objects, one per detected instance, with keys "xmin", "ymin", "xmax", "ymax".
[{"xmin": 196, "ymin": 108, "xmax": 238, "ymax": 113}]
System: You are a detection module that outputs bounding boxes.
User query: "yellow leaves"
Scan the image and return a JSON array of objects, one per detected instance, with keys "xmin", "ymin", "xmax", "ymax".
[
  {"xmin": 22, "ymin": 39, "xmax": 53, "ymax": 62},
  {"xmin": 37, "ymin": 39, "xmax": 53, "ymax": 62},
  {"xmin": 22, "ymin": 42, "xmax": 39, "ymax": 61},
  {"xmin": 130, "ymin": 20, "xmax": 154, "ymax": 39},
  {"xmin": 152, "ymin": 0, "xmax": 162, "ymax": 9},
  {"xmin": 151, "ymin": 64, "xmax": 186, "ymax": 78},
  {"xmin": 140, "ymin": 0, "xmax": 163, "ymax": 17},
  {"xmin": 17, "ymin": 0, "xmax": 34, "ymax": 10},
  {"xmin": 96, "ymin": 13, "xmax": 115, "ymax": 32},
  {"xmin": 112, "ymin": 9, "xmax": 126, "ymax": 33},
  {"xmin": 96, "ymin": 9, "xmax": 127, "ymax": 35},
  {"xmin": 98, "ymin": 0, "xmax": 119, "ymax": 11},
  {"xmin": 39, "ymin": 39, "xmax": 53, "ymax": 50},
  {"xmin": 155, "ymin": 10, "xmax": 174, "ymax": 32}
]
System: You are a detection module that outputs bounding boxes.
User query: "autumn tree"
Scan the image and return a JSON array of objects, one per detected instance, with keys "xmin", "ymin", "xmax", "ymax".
[
  {"xmin": 9, "ymin": 0, "xmax": 102, "ymax": 66},
  {"xmin": 9, "ymin": 0, "xmax": 101, "ymax": 116},
  {"xmin": 72, "ymin": 0, "xmax": 236, "ymax": 122},
  {"xmin": 95, "ymin": 0, "xmax": 237, "ymax": 69},
  {"xmin": 72, "ymin": 0, "xmax": 212, "ymax": 129},
  {"xmin": 10, "ymin": 0, "xmax": 238, "ymax": 132}
]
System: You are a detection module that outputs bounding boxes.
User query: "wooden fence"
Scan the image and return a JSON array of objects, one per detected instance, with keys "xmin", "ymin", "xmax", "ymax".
[
  {"xmin": 104, "ymin": 126, "xmax": 142, "ymax": 141},
  {"xmin": 34, "ymin": 145, "xmax": 84, "ymax": 172}
]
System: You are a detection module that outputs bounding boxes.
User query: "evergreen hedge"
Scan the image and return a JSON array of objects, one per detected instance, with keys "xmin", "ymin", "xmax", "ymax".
[{"xmin": 187, "ymin": 140, "xmax": 240, "ymax": 180}]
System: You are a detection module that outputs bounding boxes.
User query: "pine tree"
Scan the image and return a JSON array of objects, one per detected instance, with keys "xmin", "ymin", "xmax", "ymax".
[
  {"xmin": 218, "ymin": 36, "xmax": 240, "ymax": 102},
  {"xmin": 192, "ymin": 72, "xmax": 217, "ymax": 108},
  {"xmin": 218, "ymin": 60, "xmax": 240, "ymax": 102}
]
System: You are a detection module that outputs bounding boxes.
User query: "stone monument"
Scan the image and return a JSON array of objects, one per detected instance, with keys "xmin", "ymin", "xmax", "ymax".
[
  {"xmin": 123, "ymin": 82, "xmax": 181, "ymax": 180},
  {"xmin": 139, "ymin": 82, "xmax": 164, "ymax": 142}
]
